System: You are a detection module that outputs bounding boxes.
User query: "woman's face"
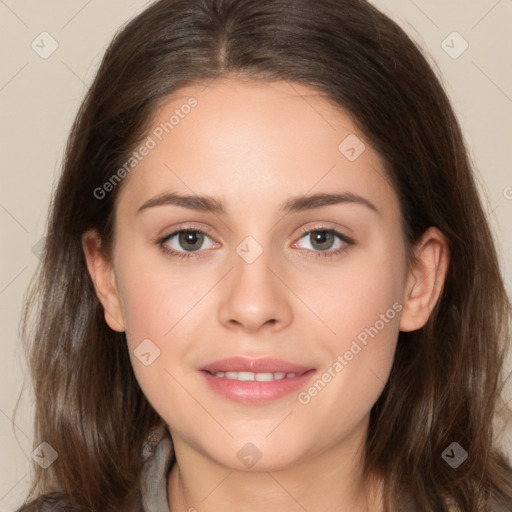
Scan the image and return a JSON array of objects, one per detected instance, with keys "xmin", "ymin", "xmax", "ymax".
[{"xmin": 86, "ymin": 78, "xmax": 437, "ymax": 472}]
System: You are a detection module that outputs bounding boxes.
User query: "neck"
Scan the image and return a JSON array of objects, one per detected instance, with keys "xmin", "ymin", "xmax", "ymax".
[{"xmin": 167, "ymin": 419, "xmax": 383, "ymax": 512}]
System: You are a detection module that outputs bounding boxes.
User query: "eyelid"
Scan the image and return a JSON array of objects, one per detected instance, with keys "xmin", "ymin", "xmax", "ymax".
[
  {"xmin": 290, "ymin": 226, "xmax": 355, "ymax": 261},
  {"xmin": 157, "ymin": 222, "xmax": 355, "ymax": 260},
  {"xmin": 157, "ymin": 222, "xmax": 217, "ymax": 242},
  {"xmin": 294, "ymin": 223, "xmax": 354, "ymax": 243},
  {"xmin": 157, "ymin": 222, "xmax": 352, "ymax": 243}
]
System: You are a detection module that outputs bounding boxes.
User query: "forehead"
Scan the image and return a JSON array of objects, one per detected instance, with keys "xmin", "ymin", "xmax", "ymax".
[{"xmin": 115, "ymin": 78, "xmax": 399, "ymax": 220}]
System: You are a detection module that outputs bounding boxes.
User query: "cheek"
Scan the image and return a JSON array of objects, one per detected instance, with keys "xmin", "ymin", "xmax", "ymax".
[
  {"xmin": 116, "ymin": 252, "xmax": 207, "ymax": 344},
  {"xmin": 114, "ymin": 251, "xmax": 221, "ymax": 394},
  {"xmin": 295, "ymin": 242, "xmax": 404, "ymax": 419},
  {"xmin": 301, "ymin": 237, "xmax": 405, "ymax": 343},
  {"xmin": 295, "ymin": 288, "xmax": 400, "ymax": 452},
  {"xmin": 115, "ymin": 261, "xmax": 198, "ymax": 417},
  {"xmin": 119, "ymin": 273, "xmax": 170, "ymax": 343}
]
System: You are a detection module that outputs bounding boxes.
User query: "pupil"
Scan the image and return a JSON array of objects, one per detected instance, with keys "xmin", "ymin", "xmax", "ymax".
[
  {"xmin": 180, "ymin": 231, "xmax": 203, "ymax": 251},
  {"xmin": 312, "ymin": 231, "xmax": 333, "ymax": 250}
]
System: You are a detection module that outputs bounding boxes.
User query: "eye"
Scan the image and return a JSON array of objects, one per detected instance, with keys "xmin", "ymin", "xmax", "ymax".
[
  {"xmin": 293, "ymin": 227, "xmax": 354, "ymax": 258},
  {"xmin": 157, "ymin": 225, "xmax": 354, "ymax": 261},
  {"xmin": 158, "ymin": 228, "xmax": 218, "ymax": 259}
]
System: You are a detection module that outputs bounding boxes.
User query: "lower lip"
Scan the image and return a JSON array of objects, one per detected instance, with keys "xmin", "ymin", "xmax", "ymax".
[{"xmin": 200, "ymin": 370, "xmax": 317, "ymax": 404}]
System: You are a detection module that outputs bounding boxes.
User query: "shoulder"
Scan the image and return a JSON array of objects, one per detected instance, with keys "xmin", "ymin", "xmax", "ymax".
[
  {"xmin": 16, "ymin": 491, "xmax": 142, "ymax": 512},
  {"xmin": 15, "ymin": 493, "xmax": 89, "ymax": 512},
  {"xmin": 485, "ymin": 497, "xmax": 512, "ymax": 512}
]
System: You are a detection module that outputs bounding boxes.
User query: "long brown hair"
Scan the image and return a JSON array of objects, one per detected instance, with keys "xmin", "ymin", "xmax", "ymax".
[{"xmin": 16, "ymin": 0, "xmax": 512, "ymax": 510}]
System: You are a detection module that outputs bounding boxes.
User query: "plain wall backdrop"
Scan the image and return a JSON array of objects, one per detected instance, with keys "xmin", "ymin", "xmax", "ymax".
[{"xmin": 1, "ymin": 0, "xmax": 511, "ymax": 510}]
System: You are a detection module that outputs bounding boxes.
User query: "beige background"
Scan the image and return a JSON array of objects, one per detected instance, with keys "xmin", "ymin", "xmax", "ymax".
[{"xmin": 0, "ymin": 1, "xmax": 511, "ymax": 509}]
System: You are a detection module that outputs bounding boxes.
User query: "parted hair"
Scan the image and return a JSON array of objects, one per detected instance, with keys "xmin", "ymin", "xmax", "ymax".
[{"xmin": 16, "ymin": 0, "xmax": 512, "ymax": 510}]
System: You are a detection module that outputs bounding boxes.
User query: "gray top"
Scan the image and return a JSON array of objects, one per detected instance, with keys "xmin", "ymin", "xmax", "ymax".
[{"xmin": 139, "ymin": 435, "xmax": 174, "ymax": 512}]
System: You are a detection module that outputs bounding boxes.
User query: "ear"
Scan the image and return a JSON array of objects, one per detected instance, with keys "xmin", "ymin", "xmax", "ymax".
[
  {"xmin": 399, "ymin": 227, "xmax": 449, "ymax": 332},
  {"xmin": 82, "ymin": 229, "xmax": 125, "ymax": 332}
]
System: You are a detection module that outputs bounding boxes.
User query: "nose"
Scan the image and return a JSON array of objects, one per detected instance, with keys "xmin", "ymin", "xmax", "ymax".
[{"xmin": 217, "ymin": 243, "xmax": 293, "ymax": 334}]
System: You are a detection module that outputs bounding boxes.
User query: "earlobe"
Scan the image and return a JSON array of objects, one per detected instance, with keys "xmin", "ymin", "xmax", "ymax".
[
  {"xmin": 82, "ymin": 229, "xmax": 125, "ymax": 332},
  {"xmin": 399, "ymin": 227, "xmax": 449, "ymax": 332}
]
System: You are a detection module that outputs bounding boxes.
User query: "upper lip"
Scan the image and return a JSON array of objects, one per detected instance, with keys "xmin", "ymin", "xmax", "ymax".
[{"xmin": 201, "ymin": 356, "xmax": 313, "ymax": 374}]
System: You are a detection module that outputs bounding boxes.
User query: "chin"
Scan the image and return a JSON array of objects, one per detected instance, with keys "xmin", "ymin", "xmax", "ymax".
[{"xmin": 200, "ymin": 436, "xmax": 311, "ymax": 473}]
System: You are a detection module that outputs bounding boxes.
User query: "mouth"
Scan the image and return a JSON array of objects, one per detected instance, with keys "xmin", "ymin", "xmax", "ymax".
[
  {"xmin": 200, "ymin": 357, "xmax": 316, "ymax": 404},
  {"xmin": 204, "ymin": 370, "xmax": 308, "ymax": 381}
]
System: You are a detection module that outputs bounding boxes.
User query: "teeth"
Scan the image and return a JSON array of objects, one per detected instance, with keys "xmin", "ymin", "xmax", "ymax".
[
  {"xmin": 238, "ymin": 371, "xmax": 255, "ymax": 381},
  {"xmin": 211, "ymin": 371, "xmax": 299, "ymax": 381}
]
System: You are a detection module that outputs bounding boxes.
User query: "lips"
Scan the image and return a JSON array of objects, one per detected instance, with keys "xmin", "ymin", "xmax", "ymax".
[
  {"xmin": 200, "ymin": 356, "xmax": 316, "ymax": 404},
  {"xmin": 201, "ymin": 356, "xmax": 312, "ymax": 374}
]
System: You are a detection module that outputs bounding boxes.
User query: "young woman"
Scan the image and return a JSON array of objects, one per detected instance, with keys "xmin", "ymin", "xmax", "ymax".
[{"xmin": 16, "ymin": 0, "xmax": 512, "ymax": 511}]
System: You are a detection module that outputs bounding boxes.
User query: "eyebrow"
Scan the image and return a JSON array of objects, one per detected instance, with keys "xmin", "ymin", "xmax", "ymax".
[{"xmin": 136, "ymin": 191, "xmax": 380, "ymax": 216}]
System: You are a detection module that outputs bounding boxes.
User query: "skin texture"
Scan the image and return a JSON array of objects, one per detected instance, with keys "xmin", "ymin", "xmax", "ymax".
[{"xmin": 83, "ymin": 78, "xmax": 449, "ymax": 512}]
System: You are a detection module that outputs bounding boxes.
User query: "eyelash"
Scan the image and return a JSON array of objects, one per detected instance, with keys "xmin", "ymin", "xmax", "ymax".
[{"xmin": 157, "ymin": 225, "xmax": 355, "ymax": 261}]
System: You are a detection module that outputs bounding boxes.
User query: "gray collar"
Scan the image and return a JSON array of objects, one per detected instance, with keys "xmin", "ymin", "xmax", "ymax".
[{"xmin": 140, "ymin": 435, "xmax": 174, "ymax": 512}]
